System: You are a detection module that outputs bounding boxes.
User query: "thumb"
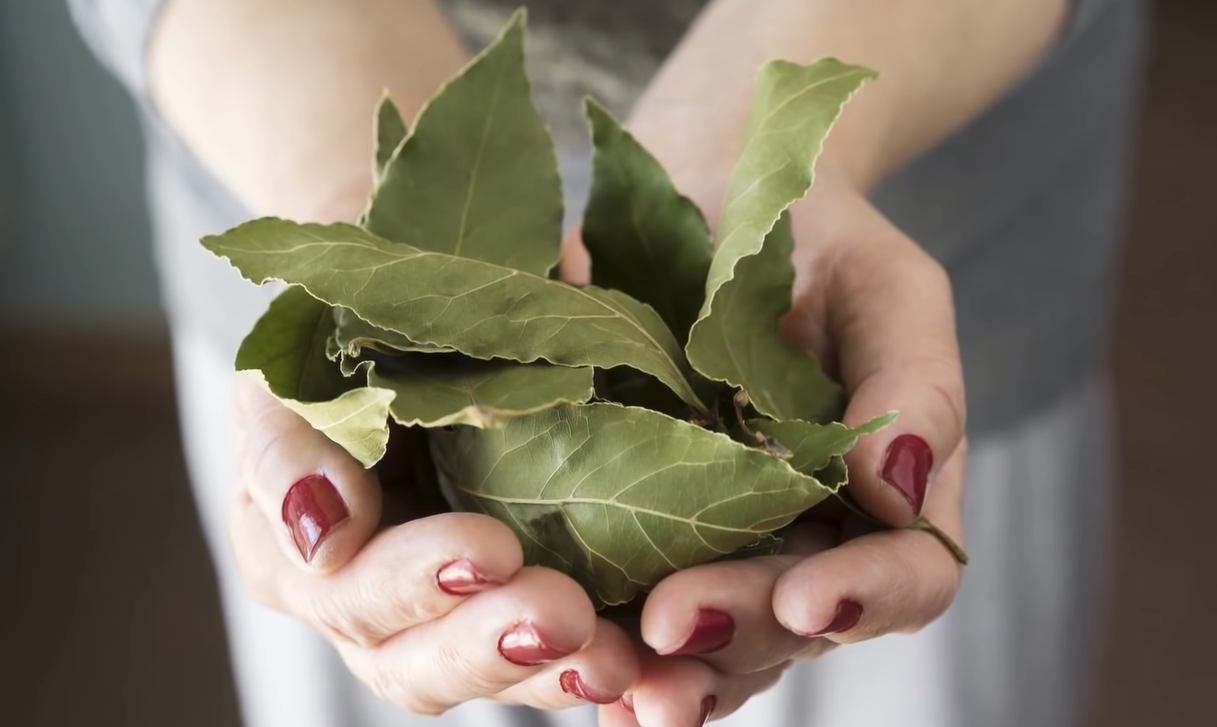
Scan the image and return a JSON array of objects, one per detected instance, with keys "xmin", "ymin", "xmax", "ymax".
[
  {"xmin": 821, "ymin": 223, "xmax": 965, "ymax": 527},
  {"xmin": 233, "ymin": 372, "xmax": 383, "ymax": 573}
]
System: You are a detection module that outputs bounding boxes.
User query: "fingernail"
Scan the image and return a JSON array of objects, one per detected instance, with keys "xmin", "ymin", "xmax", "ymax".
[
  {"xmin": 436, "ymin": 558, "xmax": 499, "ymax": 595},
  {"xmin": 696, "ymin": 695, "xmax": 717, "ymax": 726},
  {"xmin": 559, "ymin": 669, "xmax": 617, "ymax": 704},
  {"xmin": 498, "ymin": 622, "xmax": 572, "ymax": 666},
  {"xmin": 619, "ymin": 694, "xmax": 635, "ymax": 713},
  {"xmin": 808, "ymin": 600, "xmax": 864, "ymax": 636},
  {"xmin": 667, "ymin": 608, "xmax": 735, "ymax": 656},
  {"xmin": 282, "ymin": 473, "xmax": 349, "ymax": 563},
  {"xmin": 881, "ymin": 434, "xmax": 933, "ymax": 515}
]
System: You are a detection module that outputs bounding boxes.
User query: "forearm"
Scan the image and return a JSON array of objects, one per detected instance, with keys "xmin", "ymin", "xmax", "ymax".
[
  {"xmin": 148, "ymin": 0, "xmax": 467, "ymax": 221},
  {"xmin": 630, "ymin": 0, "xmax": 1069, "ymax": 193}
]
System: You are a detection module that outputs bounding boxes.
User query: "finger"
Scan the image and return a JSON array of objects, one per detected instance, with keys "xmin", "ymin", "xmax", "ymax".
[
  {"xmin": 559, "ymin": 224, "xmax": 591, "ymax": 284},
  {"xmin": 339, "ymin": 566, "xmax": 598, "ymax": 716},
  {"xmin": 803, "ymin": 218, "xmax": 965, "ymax": 526},
  {"xmin": 497, "ymin": 618, "xmax": 639, "ymax": 708},
  {"xmin": 624, "ymin": 654, "xmax": 789, "ymax": 727},
  {"xmin": 234, "ymin": 373, "xmax": 381, "ymax": 572},
  {"xmin": 772, "ymin": 449, "xmax": 966, "ymax": 642},
  {"xmin": 229, "ymin": 500, "xmax": 524, "ymax": 646},
  {"xmin": 639, "ymin": 522, "xmax": 838, "ymax": 674}
]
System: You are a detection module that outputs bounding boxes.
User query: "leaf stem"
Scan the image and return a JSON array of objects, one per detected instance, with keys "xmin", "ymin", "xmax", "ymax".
[
  {"xmin": 909, "ymin": 517, "xmax": 970, "ymax": 566},
  {"xmin": 829, "ymin": 491, "xmax": 969, "ymax": 566}
]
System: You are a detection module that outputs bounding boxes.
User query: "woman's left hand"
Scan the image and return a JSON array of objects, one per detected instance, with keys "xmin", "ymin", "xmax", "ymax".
[{"xmin": 567, "ymin": 173, "xmax": 968, "ymax": 726}]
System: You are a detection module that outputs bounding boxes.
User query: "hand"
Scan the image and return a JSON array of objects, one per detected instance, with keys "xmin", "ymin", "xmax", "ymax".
[
  {"xmin": 226, "ymin": 374, "xmax": 641, "ymax": 715},
  {"xmin": 578, "ymin": 173, "xmax": 968, "ymax": 726}
]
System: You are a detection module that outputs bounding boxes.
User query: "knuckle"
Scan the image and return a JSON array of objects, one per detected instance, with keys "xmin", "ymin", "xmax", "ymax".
[
  {"xmin": 432, "ymin": 637, "xmax": 498, "ymax": 695},
  {"xmin": 306, "ymin": 593, "xmax": 384, "ymax": 649},
  {"xmin": 391, "ymin": 685, "xmax": 448, "ymax": 718},
  {"xmin": 351, "ymin": 650, "xmax": 449, "ymax": 716}
]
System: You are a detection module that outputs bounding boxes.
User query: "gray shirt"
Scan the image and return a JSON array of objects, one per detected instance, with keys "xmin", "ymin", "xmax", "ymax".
[{"xmin": 68, "ymin": 0, "xmax": 1147, "ymax": 436}]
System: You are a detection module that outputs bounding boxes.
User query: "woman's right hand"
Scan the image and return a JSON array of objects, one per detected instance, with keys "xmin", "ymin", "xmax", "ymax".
[{"xmin": 227, "ymin": 374, "xmax": 640, "ymax": 715}]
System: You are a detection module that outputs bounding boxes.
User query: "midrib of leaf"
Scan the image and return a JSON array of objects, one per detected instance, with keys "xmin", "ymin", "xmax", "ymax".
[
  {"xmin": 312, "ymin": 395, "xmax": 393, "ymax": 431},
  {"xmin": 627, "ymin": 207, "xmax": 678, "ymax": 325},
  {"xmin": 458, "ymin": 489, "xmax": 805, "ymax": 536},
  {"xmin": 299, "ymin": 302, "xmax": 335, "ymax": 396},
  {"xmin": 714, "ymin": 67, "xmax": 872, "ymax": 253},
  {"xmin": 452, "ymin": 55, "xmax": 507, "ymax": 258},
  {"xmin": 236, "ymin": 234, "xmax": 693, "ymax": 393}
]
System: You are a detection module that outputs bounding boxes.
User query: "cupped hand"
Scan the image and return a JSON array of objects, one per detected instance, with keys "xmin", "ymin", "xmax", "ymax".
[
  {"xmin": 570, "ymin": 174, "xmax": 968, "ymax": 726},
  {"xmin": 226, "ymin": 374, "xmax": 641, "ymax": 715}
]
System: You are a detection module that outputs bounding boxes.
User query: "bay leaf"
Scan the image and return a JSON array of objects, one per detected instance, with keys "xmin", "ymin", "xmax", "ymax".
[
  {"xmin": 814, "ymin": 455, "xmax": 848, "ymax": 491},
  {"xmin": 429, "ymin": 402, "xmax": 832, "ymax": 607},
  {"xmin": 751, "ymin": 412, "xmax": 895, "ymax": 482},
  {"xmin": 363, "ymin": 354, "xmax": 594, "ymax": 428},
  {"xmin": 686, "ymin": 59, "xmax": 876, "ymax": 423},
  {"xmin": 373, "ymin": 94, "xmax": 407, "ymax": 179},
  {"xmin": 362, "ymin": 8, "xmax": 562, "ymax": 277},
  {"xmin": 235, "ymin": 287, "xmax": 395, "ymax": 467},
  {"xmin": 202, "ymin": 219, "xmax": 707, "ymax": 412},
  {"xmin": 581, "ymin": 99, "xmax": 712, "ymax": 342}
]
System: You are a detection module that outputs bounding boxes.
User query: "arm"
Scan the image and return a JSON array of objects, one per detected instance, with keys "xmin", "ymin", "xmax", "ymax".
[
  {"xmin": 629, "ymin": 0, "xmax": 1070, "ymax": 192},
  {"xmin": 147, "ymin": 0, "xmax": 468, "ymax": 221},
  {"xmin": 613, "ymin": 2, "xmax": 1082, "ymax": 722}
]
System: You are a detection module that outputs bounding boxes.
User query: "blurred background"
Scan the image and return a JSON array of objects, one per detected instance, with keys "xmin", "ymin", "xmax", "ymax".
[{"xmin": 0, "ymin": 0, "xmax": 1213, "ymax": 725}]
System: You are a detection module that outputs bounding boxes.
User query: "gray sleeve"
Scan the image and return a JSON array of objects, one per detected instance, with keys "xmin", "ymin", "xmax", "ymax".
[
  {"xmin": 1072, "ymin": 0, "xmax": 1113, "ymax": 32},
  {"xmin": 66, "ymin": 0, "xmax": 167, "ymax": 96}
]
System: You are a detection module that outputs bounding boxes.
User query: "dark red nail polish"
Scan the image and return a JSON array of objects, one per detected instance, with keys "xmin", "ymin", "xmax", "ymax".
[
  {"xmin": 498, "ymin": 622, "xmax": 572, "ymax": 666},
  {"xmin": 696, "ymin": 695, "xmax": 717, "ymax": 726},
  {"xmin": 619, "ymin": 694, "xmax": 635, "ymax": 713},
  {"xmin": 809, "ymin": 600, "xmax": 864, "ymax": 636},
  {"xmin": 559, "ymin": 669, "xmax": 617, "ymax": 704},
  {"xmin": 881, "ymin": 434, "xmax": 933, "ymax": 515},
  {"xmin": 436, "ymin": 559, "xmax": 499, "ymax": 595},
  {"xmin": 282, "ymin": 474, "xmax": 349, "ymax": 563},
  {"xmin": 668, "ymin": 608, "xmax": 735, "ymax": 656}
]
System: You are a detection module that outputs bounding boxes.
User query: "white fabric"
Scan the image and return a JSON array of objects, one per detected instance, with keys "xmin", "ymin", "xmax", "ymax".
[{"xmin": 171, "ymin": 327, "xmax": 1113, "ymax": 727}]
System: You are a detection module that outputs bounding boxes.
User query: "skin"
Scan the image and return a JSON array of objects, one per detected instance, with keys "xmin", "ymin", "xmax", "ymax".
[{"xmin": 150, "ymin": 0, "xmax": 1069, "ymax": 723}]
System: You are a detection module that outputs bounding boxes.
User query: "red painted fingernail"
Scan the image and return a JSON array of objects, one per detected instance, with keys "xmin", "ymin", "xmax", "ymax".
[
  {"xmin": 619, "ymin": 694, "xmax": 635, "ymax": 713},
  {"xmin": 436, "ymin": 558, "xmax": 499, "ymax": 595},
  {"xmin": 282, "ymin": 474, "xmax": 349, "ymax": 563},
  {"xmin": 559, "ymin": 669, "xmax": 617, "ymax": 704},
  {"xmin": 696, "ymin": 695, "xmax": 717, "ymax": 726},
  {"xmin": 809, "ymin": 600, "xmax": 864, "ymax": 636},
  {"xmin": 498, "ymin": 622, "xmax": 572, "ymax": 666},
  {"xmin": 881, "ymin": 434, "xmax": 933, "ymax": 515},
  {"xmin": 668, "ymin": 608, "xmax": 735, "ymax": 656}
]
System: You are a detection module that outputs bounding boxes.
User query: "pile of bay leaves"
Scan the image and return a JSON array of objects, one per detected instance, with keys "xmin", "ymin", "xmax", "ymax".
[{"xmin": 202, "ymin": 9, "xmax": 890, "ymax": 608}]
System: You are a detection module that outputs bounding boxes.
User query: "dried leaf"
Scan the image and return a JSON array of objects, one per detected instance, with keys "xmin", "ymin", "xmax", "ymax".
[
  {"xmin": 581, "ymin": 99, "xmax": 712, "ymax": 342},
  {"xmin": 362, "ymin": 9, "xmax": 562, "ymax": 277},
  {"xmin": 203, "ymin": 219, "xmax": 706, "ymax": 411},
  {"xmin": 430, "ymin": 403, "xmax": 832, "ymax": 606},
  {"xmin": 364, "ymin": 354, "xmax": 594, "ymax": 428},
  {"xmin": 235, "ymin": 287, "xmax": 394, "ymax": 467},
  {"xmin": 686, "ymin": 59, "xmax": 876, "ymax": 423}
]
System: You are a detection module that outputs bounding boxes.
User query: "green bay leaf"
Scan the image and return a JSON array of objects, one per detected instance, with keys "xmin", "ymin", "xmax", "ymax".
[
  {"xmin": 751, "ymin": 412, "xmax": 895, "ymax": 483},
  {"xmin": 235, "ymin": 287, "xmax": 394, "ymax": 467},
  {"xmin": 373, "ymin": 94, "xmax": 408, "ymax": 179},
  {"xmin": 364, "ymin": 354, "xmax": 594, "ymax": 428},
  {"xmin": 362, "ymin": 9, "xmax": 562, "ymax": 276},
  {"xmin": 430, "ymin": 403, "xmax": 831, "ymax": 607},
  {"xmin": 203, "ymin": 219, "xmax": 706, "ymax": 412},
  {"xmin": 582, "ymin": 99, "xmax": 712, "ymax": 342},
  {"xmin": 686, "ymin": 59, "xmax": 876, "ymax": 423}
]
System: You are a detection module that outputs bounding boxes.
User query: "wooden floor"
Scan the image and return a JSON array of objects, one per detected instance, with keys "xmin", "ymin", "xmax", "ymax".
[{"xmin": 1, "ymin": 1, "xmax": 1214, "ymax": 724}]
